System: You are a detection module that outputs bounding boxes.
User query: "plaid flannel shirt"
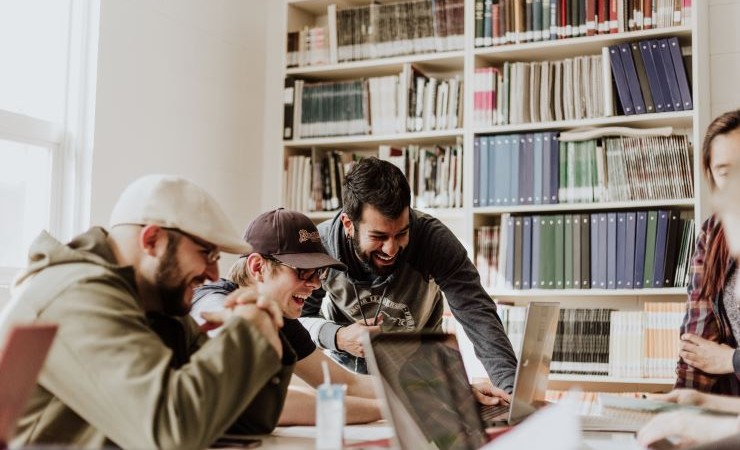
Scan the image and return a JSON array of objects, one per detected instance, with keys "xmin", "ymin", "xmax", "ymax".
[{"xmin": 675, "ymin": 215, "xmax": 740, "ymax": 394}]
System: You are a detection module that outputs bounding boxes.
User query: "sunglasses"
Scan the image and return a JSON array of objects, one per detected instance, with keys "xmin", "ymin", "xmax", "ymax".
[{"xmin": 264, "ymin": 256, "xmax": 329, "ymax": 281}]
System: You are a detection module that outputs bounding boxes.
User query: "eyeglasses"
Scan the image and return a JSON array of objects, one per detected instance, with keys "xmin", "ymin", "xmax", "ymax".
[
  {"xmin": 265, "ymin": 256, "xmax": 329, "ymax": 282},
  {"xmin": 165, "ymin": 228, "xmax": 220, "ymax": 264}
]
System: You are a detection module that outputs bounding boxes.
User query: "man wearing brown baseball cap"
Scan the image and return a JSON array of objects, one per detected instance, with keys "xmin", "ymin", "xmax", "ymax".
[
  {"xmin": 192, "ymin": 208, "xmax": 381, "ymax": 426},
  {"xmin": 0, "ymin": 174, "xmax": 292, "ymax": 449}
]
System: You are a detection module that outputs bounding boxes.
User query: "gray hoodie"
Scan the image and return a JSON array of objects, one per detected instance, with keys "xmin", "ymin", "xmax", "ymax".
[{"xmin": 299, "ymin": 210, "xmax": 517, "ymax": 392}]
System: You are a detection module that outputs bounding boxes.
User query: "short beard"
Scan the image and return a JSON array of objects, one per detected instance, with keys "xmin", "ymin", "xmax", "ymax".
[
  {"xmin": 155, "ymin": 233, "xmax": 189, "ymax": 316},
  {"xmin": 350, "ymin": 227, "xmax": 400, "ymax": 277}
]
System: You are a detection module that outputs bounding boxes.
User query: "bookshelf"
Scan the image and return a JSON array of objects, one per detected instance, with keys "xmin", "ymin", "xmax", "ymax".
[{"xmin": 277, "ymin": 0, "xmax": 711, "ymax": 392}]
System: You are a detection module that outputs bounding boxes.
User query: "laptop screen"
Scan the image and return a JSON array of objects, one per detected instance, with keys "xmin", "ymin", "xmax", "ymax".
[{"xmin": 365, "ymin": 333, "xmax": 488, "ymax": 450}]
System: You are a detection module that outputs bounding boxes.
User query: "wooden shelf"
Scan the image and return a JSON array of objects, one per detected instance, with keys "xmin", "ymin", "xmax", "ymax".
[
  {"xmin": 488, "ymin": 287, "xmax": 687, "ymax": 297},
  {"xmin": 475, "ymin": 25, "xmax": 692, "ymax": 63},
  {"xmin": 284, "ymin": 129, "xmax": 463, "ymax": 149},
  {"xmin": 473, "ymin": 110, "xmax": 694, "ymax": 135},
  {"xmin": 286, "ymin": 50, "xmax": 464, "ymax": 80},
  {"xmin": 474, "ymin": 198, "xmax": 695, "ymax": 215},
  {"xmin": 548, "ymin": 374, "xmax": 674, "ymax": 392}
]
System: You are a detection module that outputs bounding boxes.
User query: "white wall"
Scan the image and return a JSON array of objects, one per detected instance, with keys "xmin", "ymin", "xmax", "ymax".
[
  {"xmin": 91, "ymin": 0, "xmax": 268, "ymax": 272},
  {"xmin": 709, "ymin": 0, "xmax": 740, "ymax": 118}
]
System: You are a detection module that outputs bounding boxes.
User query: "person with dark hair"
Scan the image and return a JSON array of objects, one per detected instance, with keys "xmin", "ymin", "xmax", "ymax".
[
  {"xmin": 676, "ymin": 109, "xmax": 740, "ymax": 394},
  {"xmin": 190, "ymin": 208, "xmax": 382, "ymax": 426},
  {"xmin": 300, "ymin": 157, "xmax": 518, "ymax": 399}
]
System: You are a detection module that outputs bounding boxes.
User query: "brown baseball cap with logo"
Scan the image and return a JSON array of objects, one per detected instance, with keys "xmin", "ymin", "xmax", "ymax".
[{"xmin": 244, "ymin": 208, "xmax": 347, "ymax": 271}]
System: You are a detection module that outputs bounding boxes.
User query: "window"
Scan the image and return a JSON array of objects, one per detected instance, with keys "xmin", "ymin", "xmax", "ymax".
[{"xmin": 0, "ymin": 0, "xmax": 100, "ymax": 284}]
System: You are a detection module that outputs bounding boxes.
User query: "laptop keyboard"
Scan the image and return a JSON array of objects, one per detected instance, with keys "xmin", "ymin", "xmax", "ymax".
[{"xmin": 479, "ymin": 403, "xmax": 510, "ymax": 425}]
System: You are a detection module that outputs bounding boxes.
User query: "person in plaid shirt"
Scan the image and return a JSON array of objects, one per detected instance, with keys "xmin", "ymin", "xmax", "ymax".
[{"xmin": 676, "ymin": 109, "xmax": 740, "ymax": 394}]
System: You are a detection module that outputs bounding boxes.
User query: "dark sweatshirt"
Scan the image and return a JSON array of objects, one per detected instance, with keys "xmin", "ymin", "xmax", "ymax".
[{"xmin": 299, "ymin": 210, "xmax": 517, "ymax": 392}]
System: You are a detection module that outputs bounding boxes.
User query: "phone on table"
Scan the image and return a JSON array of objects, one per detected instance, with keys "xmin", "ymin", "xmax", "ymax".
[{"xmin": 211, "ymin": 436, "xmax": 262, "ymax": 448}]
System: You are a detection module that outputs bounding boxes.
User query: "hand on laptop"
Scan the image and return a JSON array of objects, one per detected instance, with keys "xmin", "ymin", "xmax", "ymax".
[
  {"xmin": 471, "ymin": 381, "xmax": 511, "ymax": 406},
  {"xmin": 337, "ymin": 319, "xmax": 382, "ymax": 357}
]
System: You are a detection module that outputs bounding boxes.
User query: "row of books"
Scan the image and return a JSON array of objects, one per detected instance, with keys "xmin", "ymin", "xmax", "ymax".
[
  {"xmin": 287, "ymin": 0, "xmax": 465, "ymax": 68},
  {"xmin": 499, "ymin": 303, "xmax": 681, "ymax": 378},
  {"xmin": 608, "ymin": 37, "xmax": 692, "ymax": 116},
  {"xmin": 379, "ymin": 143, "xmax": 464, "ymax": 209},
  {"xmin": 473, "ymin": 54, "xmax": 608, "ymax": 127},
  {"xmin": 283, "ymin": 69, "xmax": 463, "ymax": 140},
  {"xmin": 286, "ymin": 26, "xmax": 331, "ymax": 68},
  {"xmin": 474, "ymin": 0, "xmax": 692, "ymax": 48},
  {"xmin": 472, "ymin": 35, "xmax": 691, "ymax": 127},
  {"xmin": 473, "ymin": 132, "xmax": 693, "ymax": 207},
  {"xmin": 610, "ymin": 302, "xmax": 684, "ymax": 378},
  {"xmin": 474, "ymin": 210, "xmax": 696, "ymax": 291},
  {"xmin": 283, "ymin": 144, "xmax": 464, "ymax": 212}
]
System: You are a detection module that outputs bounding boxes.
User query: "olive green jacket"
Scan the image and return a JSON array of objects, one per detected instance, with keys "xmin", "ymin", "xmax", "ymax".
[{"xmin": 0, "ymin": 227, "xmax": 294, "ymax": 449}]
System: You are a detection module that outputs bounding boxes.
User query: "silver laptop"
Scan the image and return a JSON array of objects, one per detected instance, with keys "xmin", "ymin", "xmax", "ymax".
[{"xmin": 363, "ymin": 302, "xmax": 560, "ymax": 450}]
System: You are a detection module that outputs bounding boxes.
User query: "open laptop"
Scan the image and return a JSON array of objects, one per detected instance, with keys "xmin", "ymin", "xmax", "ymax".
[
  {"xmin": 363, "ymin": 302, "xmax": 560, "ymax": 450},
  {"xmin": 0, "ymin": 324, "xmax": 58, "ymax": 446}
]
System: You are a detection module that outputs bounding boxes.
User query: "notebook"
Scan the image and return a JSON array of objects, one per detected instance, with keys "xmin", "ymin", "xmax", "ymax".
[
  {"xmin": 0, "ymin": 324, "xmax": 58, "ymax": 446},
  {"xmin": 362, "ymin": 302, "xmax": 560, "ymax": 450}
]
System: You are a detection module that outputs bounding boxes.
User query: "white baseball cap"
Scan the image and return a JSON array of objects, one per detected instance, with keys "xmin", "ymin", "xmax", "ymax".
[{"xmin": 109, "ymin": 174, "xmax": 251, "ymax": 255}]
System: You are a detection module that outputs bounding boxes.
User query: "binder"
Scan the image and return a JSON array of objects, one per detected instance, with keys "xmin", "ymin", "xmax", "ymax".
[
  {"xmin": 590, "ymin": 214, "xmax": 599, "ymax": 288},
  {"xmin": 633, "ymin": 211, "xmax": 648, "ymax": 288},
  {"xmin": 564, "ymin": 215, "xmax": 574, "ymax": 289},
  {"xmin": 573, "ymin": 213, "xmax": 582, "ymax": 290},
  {"xmin": 662, "ymin": 211, "xmax": 682, "ymax": 287},
  {"xmin": 506, "ymin": 215, "xmax": 516, "ymax": 289},
  {"xmin": 542, "ymin": 133, "xmax": 552, "ymax": 204},
  {"xmin": 514, "ymin": 217, "xmax": 523, "ymax": 289},
  {"xmin": 617, "ymin": 43, "xmax": 647, "ymax": 114},
  {"xmin": 598, "ymin": 213, "xmax": 608, "ymax": 289},
  {"xmin": 491, "ymin": 135, "xmax": 503, "ymax": 206},
  {"xmin": 652, "ymin": 209, "xmax": 670, "ymax": 288},
  {"xmin": 643, "ymin": 210, "xmax": 659, "ymax": 288},
  {"xmin": 607, "ymin": 212, "xmax": 617, "ymax": 289},
  {"xmin": 533, "ymin": 133, "xmax": 544, "ymax": 204},
  {"xmin": 283, "ymin": 77, "xmax": 296, "ymax": 139},
  {"xmin": 616, "ymin": 212, "xmax": 627, "ymax": 288},
  {"xmin": 510, "ymin": 134, "xmax": 521, "ymax": 205},
  {"xmin": 480, "ymin": 135, "xmax": 490, "ymax": 206},
  {"xmin": 555, "ymin": 215, "xmax": 565, "ymax": 289},
  {"xmin": 650, "ymin": 39, "xmax": 681, "ymax": 111},
  {"xmin": 624, "ymin": 212, "xmax": 637, "ymax": 289},
  {"xmin": 607, "ymin": 45, "xmax": 635, "ymax": 115},
  {"xmin": 629, "ymin": 41, "xmax": 655, "ymax": 113},
  {"xmin": 531, "ymin": 216, "xmax": 542, "ymax": 289},
  {"xmin": 522, "ymin": 216, "xmax": 532, "ymax": 289},
  {"xmin": 638, "ymin": 40, "xmax": 666, "ymax": 113},
  {"xmin": 581, "ymin": 215, "xmax": 591, "ymax": 288},
  {"xmin": 473, "ymin": 136, "xmax": 481, "ymax": 207},
  {"xmin": 668, "ymin": 37, "xmax": 693, "ymax": 110}
]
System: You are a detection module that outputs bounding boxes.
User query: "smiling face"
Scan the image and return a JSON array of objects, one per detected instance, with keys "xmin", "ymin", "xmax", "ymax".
[
  {"xmin": 341, "ymin": 205, "xmax": 410, "ymax": 276},
  {"xmin": 247, "ymin": 254, "xmax": 321, "ymax": 319},
  {"xmin": 151, "ymin": 228, "xmax": 220, "ymax": 316}
]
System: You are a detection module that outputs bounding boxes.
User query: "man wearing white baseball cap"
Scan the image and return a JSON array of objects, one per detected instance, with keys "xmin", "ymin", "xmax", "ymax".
[{"xmin": 0, "ymin": 174, "xmax": 293, "ymax": 449}]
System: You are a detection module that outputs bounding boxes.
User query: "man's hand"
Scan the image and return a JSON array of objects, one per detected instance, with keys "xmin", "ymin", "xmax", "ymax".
[
  {"xmin": 637, "ymin": 410, "xmax": 738, "ymax": 449},
  {"xmin": 336, "ymin": 319, "xmax": 381, "ymax": 357},
  {"xmin": 647, "ymin": 389, "xmax": 707, "ymax": 407},
  {"xmin": 200, "ymin": 286, "xmax": 284, "ymax": 358},
  {"xmin": 471, "ymin": 381, "xmax": 510, "ymax": 406},
  {"xmin": 679, "ymin": 333, "xmax": 735, "ymax": 375}
]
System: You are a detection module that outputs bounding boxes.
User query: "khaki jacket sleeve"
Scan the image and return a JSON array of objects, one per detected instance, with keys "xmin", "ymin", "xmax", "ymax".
[{"xmin": 37, "ymin": 274, "xmax": 284, "ymax": 450}]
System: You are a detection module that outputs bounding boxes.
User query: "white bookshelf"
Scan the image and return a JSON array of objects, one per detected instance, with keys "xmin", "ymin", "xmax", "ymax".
[{"xmin": 278, "ymin": 0, "xmax": 710, "ymax": 391}]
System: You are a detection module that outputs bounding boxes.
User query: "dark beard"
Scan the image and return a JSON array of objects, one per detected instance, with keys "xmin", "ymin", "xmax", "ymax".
[
  {"xmin": 155, "ymin": 233, "xmax": 190, "ymax": 316},
  {"xmin": 350, "ymin": 227, "xmax": 401, "ymax": 277}
]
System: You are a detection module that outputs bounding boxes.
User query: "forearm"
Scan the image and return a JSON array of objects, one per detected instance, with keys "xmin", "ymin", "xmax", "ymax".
[
  {"xmin": 299, "ymin": 317, "xmax": 343, "ymax": 351},
  {"xmin": 278, "ymin": 387, "xmax": 382, "ymax": 425}
]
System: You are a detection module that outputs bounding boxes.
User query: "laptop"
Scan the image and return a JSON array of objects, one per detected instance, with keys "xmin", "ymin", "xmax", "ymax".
[
  {"xmin": 0, "ymin": 324, "xmax": 58, "ymax": 446},
  {"xmin": 363, "ymin": 302, "xmax": 560, "ymax": 450}
]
